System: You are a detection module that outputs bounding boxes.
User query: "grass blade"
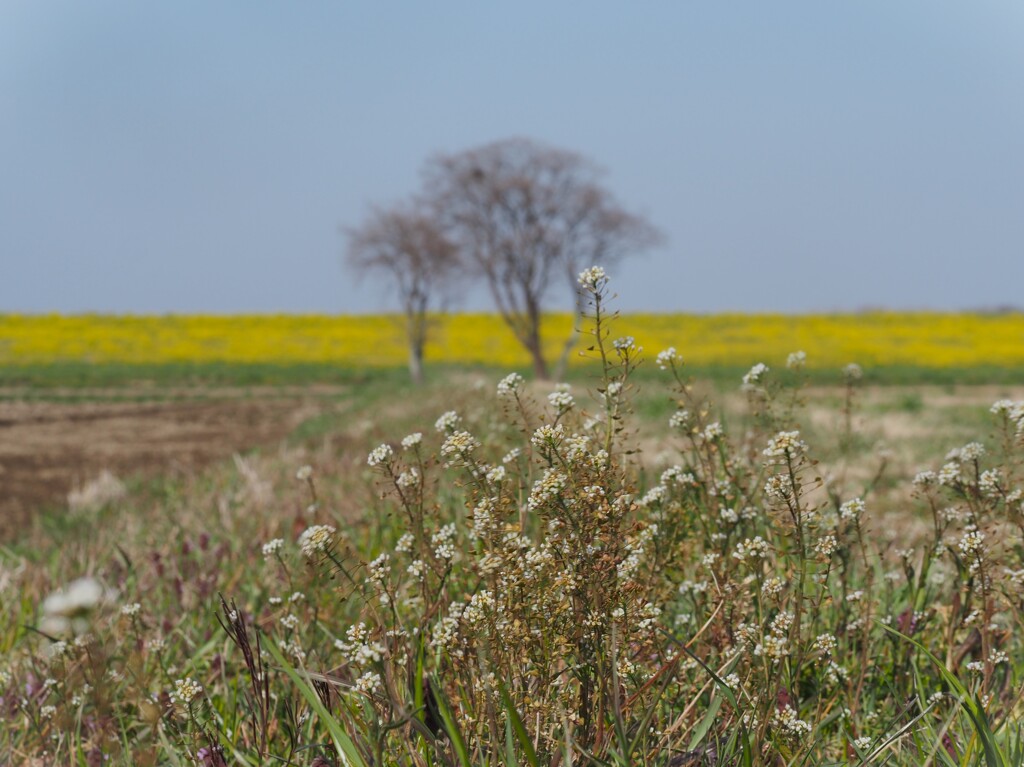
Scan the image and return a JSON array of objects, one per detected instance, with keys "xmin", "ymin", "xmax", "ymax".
[{"xmin": 264, "ymin": 639, "xmax": 369, "ymax": 767}]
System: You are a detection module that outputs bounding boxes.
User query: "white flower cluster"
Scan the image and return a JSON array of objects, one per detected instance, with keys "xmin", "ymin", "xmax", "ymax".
[
  {"xmin": 470, "ymin": 497, "xmax": 497, "ymax": 541},
  {"xmin": 618, "ymin": 524, "xmax": 657, "ymax": 582},
  {"xmin": 396, "ymin": 467, "xmax": 419, "ymax": 488},
  {"xmin": 772, "ymin": 705, "xmax": 812, "ymax": 738},
  {"xmin": 815, "ymin": 535, "xmax": 839, "ymax": 558},
  {"xmin": 461, "ymin": 590, "xmax": 495, "ymax": 626},
  {"xmin": 432, "ymin": 523, "xmax": 457, "ymax": 560},
  {"xmin": 764, "ymin": 473, "xmax": 795, "ymax": 502},
  {"xmin": 947, "ymin": 442, "xmax": 985, "ymax": 462},
  {"xmin": 991, "ymin": 399, "xmax": 1024, "ymax": 436},
  {"xmin": 335, "ymin": 622, "xmax": 384, "ymax": 666},
  {"xmin": 367, "ymin": 553, "xmax": 391, "ymax": 584},
  {"xmin": 668, "ymin": 408, "xmax": 691, "ymax": 430},
  {"xmin": 786, "ymin": 350, "xmax": 806, "ymax": 370},
  {"xmin": 548, "ymin": 385, "xmax": 574, "ymax": 412},
  {"xmin": 733, "ymin": 536, "xmax": 770, "ymax": 563},
  {"xmin": 367, "ymin": 443, "xmax": 393, "ymax": 468},
  {"xmin": 613, "ymin": 336, "xmax": 638, "ymax": 353},
  {"xmin": 701, "ymin": 422, "xmax": 723, "ymax": 442},
  {"xmin": 401, "ymin": 432, "xmax": 422, "ymax": 449},
  {"xmin": 577, "ymin": 265, "xmax": 608, "ymax": 292},
  {"xmin": 813, "ymin": 633, "xmax": 837, "ymax": 654},
  {"xmin": 959, "ymin": 529, "xmax": 985, "ymax": 557},
  {"xmin": 434, "ymin": 410, "xmax": 460, "ymax": 433},
  {"xmin": 262, "ymin": 538, "xmax": 284, "ymax": 559},
  {"xmin": 978, "ymin": 469, "xmax": 1001, "ymax": 497},
  {"xmin": 431, "ymin": 603, "xmax": 464, "ymax": 654},
  {"xmin": 298, "ymin": 525, "xmax": 335, "ymax": 558},
  {"xmin": 531, "ymin": 423, "xmax": 565, "ymax": 450},
  {"xmin": 656, "ymin": 347, "xmax": 680, "ymax": 370},
  {"xmin": 440, "ymin": 431, "xmax": 480, "ymax": 462},
  {"xmin": 763, "ymin": 430, "xmax": 807, "ymax": 461},
  {"xmin": 170, "ymin": 678, "xmax": 203, "ymax": 706},
  {"xmin": 354, "ymin": 671, "xmax": 382, "ymax": 695},
  {"xmin": 840, "ymin": 497, "xmax": 865, "ymax": 521},
  {"xmin": 497, "ymin": 373, "xmax": 524, "ymax": 397},
  {"xmin": 528, "ymin": 468, "xmax": 568, "ymax": 512},
  {"xmin": 742, "ymin": 363, "xmax": 769, "ymax": 388}
]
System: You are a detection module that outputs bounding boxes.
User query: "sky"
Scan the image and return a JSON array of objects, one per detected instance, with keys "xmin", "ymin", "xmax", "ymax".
[{"xmin": 2, "ymin": 1, "xmax": 1023, "ymax": 314}]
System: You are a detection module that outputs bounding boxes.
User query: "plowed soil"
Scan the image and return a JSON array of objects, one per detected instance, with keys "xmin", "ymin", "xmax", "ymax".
[{"xmin": 0, "ymin": 388, "xmax": 337, "ymax": 540}]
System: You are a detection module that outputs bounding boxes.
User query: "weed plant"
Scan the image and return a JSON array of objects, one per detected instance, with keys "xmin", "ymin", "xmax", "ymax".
[{"xmin": 1, "ymin": 269, "xmax": 1023, "ymax": 765}]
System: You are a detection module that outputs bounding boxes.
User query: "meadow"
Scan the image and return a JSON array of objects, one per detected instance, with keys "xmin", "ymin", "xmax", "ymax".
[{"xmin": 2, "ymin": 281, "xmax": 1024, "ymax": 765}]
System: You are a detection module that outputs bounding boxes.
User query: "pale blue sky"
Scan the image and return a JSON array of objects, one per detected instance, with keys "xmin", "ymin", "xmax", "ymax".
[{"xmin": 2, "ymin": 2, "xmax": 1022, "ymax": 313}]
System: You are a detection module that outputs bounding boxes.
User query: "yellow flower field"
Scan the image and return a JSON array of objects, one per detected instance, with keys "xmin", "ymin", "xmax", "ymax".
[{"xmin": 1, "ymin": 312, "xmax": 1022, "ymax": 370}]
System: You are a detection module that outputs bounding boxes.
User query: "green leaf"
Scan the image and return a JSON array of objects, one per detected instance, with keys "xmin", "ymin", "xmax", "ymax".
[
  {"xmin": 687, "ymin": 691, "xmax": 723, "ymax": 753},
  {"xmin": 498, "ymin": 682, "xmax": 540, "ymax": 767},
  {"xmin": 879, "ymin": 622, "xmax": 1007, "ymax": 767},
  {"xmin": 264, "ymin": 639, "xmax": 369, "ymax": 767},
  {"xmin": 430, "ymin": 677, "xmax": 473, "ymax": 767}
]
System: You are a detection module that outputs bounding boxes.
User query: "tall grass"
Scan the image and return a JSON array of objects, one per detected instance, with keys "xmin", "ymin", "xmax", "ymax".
[{"xmin": 1, "ymin": 270, "xmax": 1022, "ymax": 765}]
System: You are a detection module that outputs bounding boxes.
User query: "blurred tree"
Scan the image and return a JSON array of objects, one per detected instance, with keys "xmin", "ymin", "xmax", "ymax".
[
  {"xmin": 345, "ymin": 202, "xmax": 460, "ymax": 384},
  {"xmin": 423, "ymin": 137, "xmax": 662, "ymax": 379}
]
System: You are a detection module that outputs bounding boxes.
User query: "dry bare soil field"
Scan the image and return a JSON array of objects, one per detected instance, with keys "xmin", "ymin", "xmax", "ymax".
[{"xmin": 0, "ymin": 386, "xmax": 344, "ymax": 539}]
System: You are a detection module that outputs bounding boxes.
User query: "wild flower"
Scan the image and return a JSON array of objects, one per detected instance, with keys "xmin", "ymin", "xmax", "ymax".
[
  {"xmin": 367, "ymin": 443, "xmax": 394, "ymax": 467},
  {"xmin": 401, "ymin": 432, "xmax": 422, "ymax": 449},
  {"xmin": 577, "ymin": 265, "xmax": 608, "ymax": 291},
  {"xmin": 613, "ymin": 336, "xmax": 637, "ymax": 352},
  {"xmin": 913, "ymin": 470, "xmax": 937, "ymax": 487},
  {"xmin": 787, "ymin": 350, "xmax": 807, "ymax": 370},
  {"xmin": 547, "ymin": 386, "xmax": 574, "ymax": 412},
  {"xmin": 298, "ymin": 524, "xmax": 335, "ymax": 558},
  {"xmin": 763, "ymin": 430, "xmax": 807, "ymax": 461},
  {"xmin": 669, "ymin": 408, "xmax": 691, "ymax": 430},
  {"xmin": 742, "ymin": 362, "xmax": 769, "ymax": 388},
  {"xmin": 170, "ymin": 678, "xmax": 203, "ymax": 706},
  {"xmin": 431, "ymin": 524, "xmax": 457, "ymax": 560},
  {"xmin": 434, "ymin": 410, "xmax": 460, "ymax": 433},
  {"xmin": 840, "ymin": 497, "xmax": 865, "ymax": 521},
  {"xmin": 497, "ymin": 372, "xmax": 525, "ymax": 397},
  {"xmin": 701, "ymin": 421, "xmax": 723, "ymax": 442},
  {"xmin": 656, "ymin": 347, "xmax": 680, "ymax": 369},
  {"xmin": 843, "ymin": 363, "xmax": 863, "ymax": 380},
  {"xmin": 295, "ymin": 465, "xmax": 313, "ymax": 481},
  {"xmin": 979, "ymin": 469, "xmax": 1001, "ymax": 497},
  {"xmin": 764, "ymin": 473, "xmax": 795, "ymax": 502},
  {"xmin": 354, "ymin": 671, "xmax": 382, "ymax": 695},
  {"xmin": 262, "ymin": 538, "xmax": 284, "ymax": 559},
  {"xmin": 733, "ymin": 536, "xmax": 770, "ymax": 562},
  {"xmin": 958, "ymin": 530, "xmax": 985, "ymax": 556},
  {"xmin": 120, "ymin": 602, "xmax": 141, "ymax": 617},
  {"xmin": 772, "ymin": 705, "xmax": 812, "ymax": 738},
  {"xmin": 528, "ymin": 468, "xmax": 568, "ymax": 511},
  {"xmin": 530, "ymin": 423, "xmax": 565, "ymax": 450}
]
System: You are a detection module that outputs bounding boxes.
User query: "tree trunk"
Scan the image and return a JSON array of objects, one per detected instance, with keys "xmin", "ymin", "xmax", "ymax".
[
  {"xmin": 524, "ymin": 295, "xmax": 550, "ymax": 380},
  {"xmin": 553, "ymin": 309, "xmax": 583, "ymax": 382},
  {"xmin": 408, "ymin": 341, "xmax": 424, "ymax": 385},
  {"xmin": 406, "ymin": 306, "xmax": 426, "ymax": 385}
]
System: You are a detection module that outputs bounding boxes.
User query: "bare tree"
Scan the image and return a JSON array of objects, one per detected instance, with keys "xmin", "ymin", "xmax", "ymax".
[
  {"xmin": 423, "ymin": 137, "xmax": 662, "ymax": 380},
  {"xmin": 345, "ymin": 202, "xmax": 460, "ymax": 384}
]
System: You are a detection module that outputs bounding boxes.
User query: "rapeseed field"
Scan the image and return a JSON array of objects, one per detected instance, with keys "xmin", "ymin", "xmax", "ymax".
[{"xmin": 1, "ymin": 312, "xmax": 1022, "ymax": 369}]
